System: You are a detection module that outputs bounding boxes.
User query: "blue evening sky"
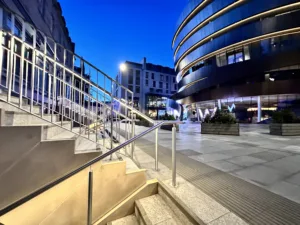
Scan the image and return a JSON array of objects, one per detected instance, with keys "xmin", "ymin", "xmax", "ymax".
[{"xmin": 59, "ymin": 0, "xmax": 186, "ymax": 78}]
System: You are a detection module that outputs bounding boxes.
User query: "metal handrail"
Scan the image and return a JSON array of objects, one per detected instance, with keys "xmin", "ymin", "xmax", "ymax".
[{"xmin": 0, "ymin": 120, "xmax": 181, "ymax": 216}]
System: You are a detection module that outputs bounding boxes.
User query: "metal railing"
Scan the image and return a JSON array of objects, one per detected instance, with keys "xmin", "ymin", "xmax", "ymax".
[{"xmin": 0, "ymin": 26, "xmax": 154, "ymax": 150}]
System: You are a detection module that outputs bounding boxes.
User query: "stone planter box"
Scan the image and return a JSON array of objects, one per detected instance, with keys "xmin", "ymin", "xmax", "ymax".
[
  {"xmin": 270, "ymin": 124, "xmax": 300, "ymax": 136},
  {"xmin": 201, "ymin": 123, "xmax": 240, "ymax": 136},
  {"xmin": 160, "ymin": 124, "xmax": 179, "ymax": 131}
]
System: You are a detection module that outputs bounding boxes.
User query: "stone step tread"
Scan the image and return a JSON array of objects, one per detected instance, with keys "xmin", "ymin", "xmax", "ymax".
[
  {"xmin": 108, "ymin": 215, "xmax": 138, "ymax": 225},
  {"xmin": 136, "ymin": 194, "xmax": 183, "ymax": 225}
]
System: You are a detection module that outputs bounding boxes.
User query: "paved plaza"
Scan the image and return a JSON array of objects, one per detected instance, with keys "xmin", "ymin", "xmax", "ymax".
[{"xmin": 134, "ymin": 122, "xmax": 300, "ymax": 204}]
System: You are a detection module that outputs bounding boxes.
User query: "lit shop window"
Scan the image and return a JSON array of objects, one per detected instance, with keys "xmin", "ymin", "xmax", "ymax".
[{"xmin": 216, "ymin": 45, "xmax": 250, "ymax": 67}]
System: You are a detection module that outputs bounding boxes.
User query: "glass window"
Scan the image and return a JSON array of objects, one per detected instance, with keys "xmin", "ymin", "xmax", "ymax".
[
  {"xmin": 166, "ymin": 75, "xmax": 168, "ymax": 81},
  {"xmin": 136, "ymin": 86, "xmax": 140, "ymax": 93},
  {"xmin": 146, "ymin": 72, "xmax": 149, "ymax": 79},
  {"xmin": 14, "ymin": 17, "xmax": 22, "ymax": 38},
  {"xmin": 244, "ymin": 46, "xmax": 250, "ymax": 60},
  {"xmin": 227, "ymin": 51, "xmax": 235, "ymax": 65},
  {"xmin": 235, "ymin": 49, "xmax": 244, "ymax": 63},
  {"xmin": 174, "ymin": 84, "xmax": 177, "ymax": 90},
  {"xmin": 3, "ymin": 10, "xmax": 12, "ymax": 30},
  {"xmin": 153, "ymin": 81, "xmax": 156, "ymax": 87},
  {"xmin": 128, "ymin": 69, "xmax": 133, "ymax": 84},
  {"xmin": 136, "ymin": 70, "xmax": 140, "ymax": 85},
  {"xmin": 173, "ymin": 77, "xmax": 176, "ymax": 83},
  {"xmin": 128, "ymin": 85, "xmax": 133, "ymax": 91},
  {"xmin": 160, "ymin": 74, "xmax": 164, "ymax": 81},
  {"xmin": 166, "ymin": 83, "xmax": 169, "ymax": 89},
  {"xmin": 216, "ymin": 53, "xmax": 227, "ymax": 67},
  {"xmin": 151, "ymin": 73, "xmax": 154, "ymax": 79},
  {"xmin": 145, "ymin": 80, "xmax": 148, "ymax": 86},
  {"xmin": 159, "ymin": 82, "xmax": 163, "ymax": 88}
]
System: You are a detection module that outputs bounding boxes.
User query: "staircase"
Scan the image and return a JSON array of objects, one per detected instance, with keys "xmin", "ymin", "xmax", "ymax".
[
  {"xmin": 97, "ymin": 180, "xmax": 201, "ymax": 225},
  {"xmin": 0, "ymin": 9, "xmax": 197, "ymax": 225},
  {"xmin": 0, "ymin": 12, "xmax": 155, "ymax": 220}
]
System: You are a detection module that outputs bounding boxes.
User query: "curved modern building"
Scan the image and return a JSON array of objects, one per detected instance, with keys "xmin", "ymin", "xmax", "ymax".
[{"xmin": 172, "ymin": 0, "xmax": 300, "ymax": 122}]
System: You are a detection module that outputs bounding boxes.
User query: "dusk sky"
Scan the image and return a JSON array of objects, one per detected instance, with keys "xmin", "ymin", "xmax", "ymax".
[{"xmin": 60, "ymin": 0, "xmax": 187, "ymax": 77}]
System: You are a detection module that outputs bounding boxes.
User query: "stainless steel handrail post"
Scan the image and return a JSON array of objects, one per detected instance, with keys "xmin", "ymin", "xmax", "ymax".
[
  {"xmin": 155, "ymin": 128, "xmax": 159, "ymax": 171},
  {"xmin": 7, "ymin": 36, "xmax": 14, "ymax": 103},
  {"xmin": 131, "ymin": 113, "xmax": 135, "ymax": 158},
  {"xmin": 41, "ymin": 36, "xmax": 47, "ymax": 118},
  {"xmin": 110, "ymin": 90, "xmax": 113, "ymax": 160},
  {"xmin": 172, "ymin": 123, "xmax": 177, "ymax": 187},
  {"xmin": 19, "ymin": 36, "xmax": 25, "ymax": 108},
  {"xmin": 87, "ymin": 169, "xmax": 93, "ymax": 225}
]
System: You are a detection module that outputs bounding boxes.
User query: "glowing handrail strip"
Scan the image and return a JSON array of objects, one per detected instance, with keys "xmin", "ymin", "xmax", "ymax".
[
  {"xmin": 172, "ymin": 0, "xmax": 211, "ymax": 48},
  {"xmin": 174, "ymin": 0, "xmax": 246, "ymax": 58},
  {"xmin": 175, "ymin": 2, "xmax": 300, "ymax": 71},
  {"xmin": 180, "ymin": 27, "xmax": 300, "ymax": 77}
]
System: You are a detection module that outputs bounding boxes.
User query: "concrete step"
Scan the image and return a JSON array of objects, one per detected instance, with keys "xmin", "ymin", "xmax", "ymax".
[
  {"xmin": 107, "ymin": 215, "xmax": 138, "ymax": 225},
  {"xmin": 0, "ymin": 91, "xmax": 28, "ymax": 106},
  {"xmin": 49, "ymin": 127, "xmax": 103, "ymax": 154},
  {"xmin": 42, "ymin": 121, "xmax": 72, "ymax": 140},
  {"xmin": 1, "ymin": 110, "xmax": 59, "ymax": 126},
  {"xmin": 135, "ymin": 194, "xmax": 183, "ymax": 225},
  {"xmin": 0, "ymin": 101, "xmax": 40, "ymax": 114}
]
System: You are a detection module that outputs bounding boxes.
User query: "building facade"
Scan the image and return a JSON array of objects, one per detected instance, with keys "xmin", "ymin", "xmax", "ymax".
[
  {"xmin": 0, "ymin": 0, "xmax": 93, "ymax": 108},
  {"xmin": 116, "ymin": 58, "xmax": 179, "ymax": 119},
  {"xmin": 0, "ymin": 0, "xmax": 74, "ymax": 52},
  {"xmin": 172, "ymin": 0, "xmax": 300, "ymax": 123}
]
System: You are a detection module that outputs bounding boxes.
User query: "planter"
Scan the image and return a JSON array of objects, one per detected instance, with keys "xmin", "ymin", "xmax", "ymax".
[
  {"xmin": 160, "ymin": 124, "xmax": 179, "ymax": 131},
  {"xmin": 135, "ymin": 120, "xmax": 151, "ymax": 127},
  {"xmin": 270, "ymin": 123, "xmax": 300, "ymax": 136},
  {"xmin": 201, "ymin": 123, "xmax": 239, "ymax": 136}
]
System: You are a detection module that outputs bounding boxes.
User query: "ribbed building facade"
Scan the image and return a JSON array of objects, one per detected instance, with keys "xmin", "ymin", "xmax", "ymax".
[{"xmin": 173, "ymin": 0, "xmax": 300, "ymax": 122}]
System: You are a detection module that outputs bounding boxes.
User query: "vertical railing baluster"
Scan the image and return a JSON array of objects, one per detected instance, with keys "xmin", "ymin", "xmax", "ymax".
[
  {"xmin": 19, "ymin": 37, "xmax": 25, "ymax": 108},
  {"xmin": 79, "ymin": 58, "xmax": 83, "ymax": 134},
  {"xmin": 25, "ymin": 58, "xmax": 28, "ymax": 99},
  {"xmin": 88, "ymin": 95, "xmax": 91, "ymax": 139},
  {"xmin": 0, "ymin": 31, "xmax": 3, "ymax": 87},
  {"xmin": 11, "ymin": 14, "xmax": 15, "ymax": 95},
  {"xmin": 7, "ymin": 36, "xmax": 15, "ymax": 103},
  {"xmin": 30, "ymin": 47, "xmax": 36, "ymax": 112},
  {"xmin": 41, "ymin": 37, "xmax": 47, "ymax": 117},
  {"xmin": 71, "ymin": 72, "xmax": 74, "ymax": 131},
  {"xmin": 62, "ymin": 49, "xmax": 66, "ymax": 126},
  {"xmin": 52, "ymin": 43, "xmax": 57, "ymax": 123},
  {"xmin": 131, "ymin": 113, "xmax": 135, "ymax": 158}
]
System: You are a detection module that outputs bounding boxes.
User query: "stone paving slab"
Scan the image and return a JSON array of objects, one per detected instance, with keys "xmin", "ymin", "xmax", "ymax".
[
  {"xmin": 227, "ymin": 156, "xmax": 267, "ymax": 167},
  {"xmin": 249, "ymin": 150, "xmax": 292, "ymax": 161},
  {"xmin": 232, "ymin": 165, "xmax": 287, "ymax": 186},
  {"xmin": 135, "ymin": 137, "xmax": 300, "ymax": 225},
  {"xmin": 286, "ymin": 172, "xmax": 300, "ymax": 185},
  {"xmin": 206, "ymin": 161, "xmax": 243, "ymax": 172}
]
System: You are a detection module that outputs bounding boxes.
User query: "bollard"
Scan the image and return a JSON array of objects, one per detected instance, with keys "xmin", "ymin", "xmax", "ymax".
[
  {"xmin": 172, "ymin": 124, "xmax": 177, "ymax": 187},
  {"xmin": 87, "ymin": 170, "xmax": 93, "ymax": 225},
  {"xmin": 155, "ymin": 128, "xmax": 158, "ymax": 171}
]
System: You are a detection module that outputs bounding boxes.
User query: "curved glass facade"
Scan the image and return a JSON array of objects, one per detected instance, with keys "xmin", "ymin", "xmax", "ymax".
[
  {"xmin": 172, "ymin": 0, "xmax": 300, "ymax": 122},
  {"xmin": 172, "ymin": 0, "xmax": 300, "ymax": 103}
]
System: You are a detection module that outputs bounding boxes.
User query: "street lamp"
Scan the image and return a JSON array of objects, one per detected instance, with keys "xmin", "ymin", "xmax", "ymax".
[{"xmin": 120, "ymin": 63, "xmax": 126, "ymax": 72}]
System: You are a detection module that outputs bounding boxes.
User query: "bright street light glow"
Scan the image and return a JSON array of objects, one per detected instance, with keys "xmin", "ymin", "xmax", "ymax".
[{"xmin": 120, "ymin": 63, "xmax": 126, "ymax": 72}]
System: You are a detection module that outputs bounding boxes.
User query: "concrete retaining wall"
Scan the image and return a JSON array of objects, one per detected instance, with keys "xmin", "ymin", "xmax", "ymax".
[
  {"xmin": 201, "ymin": 123, "xmax": 240, "ymax": 136},
  {"xmin": 270, "ymin": 124, "xmax": 300, "ymax": 136},
  {"xmin": 0, "ymin": 126, "xmax": 100, "ymax": 210}
]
